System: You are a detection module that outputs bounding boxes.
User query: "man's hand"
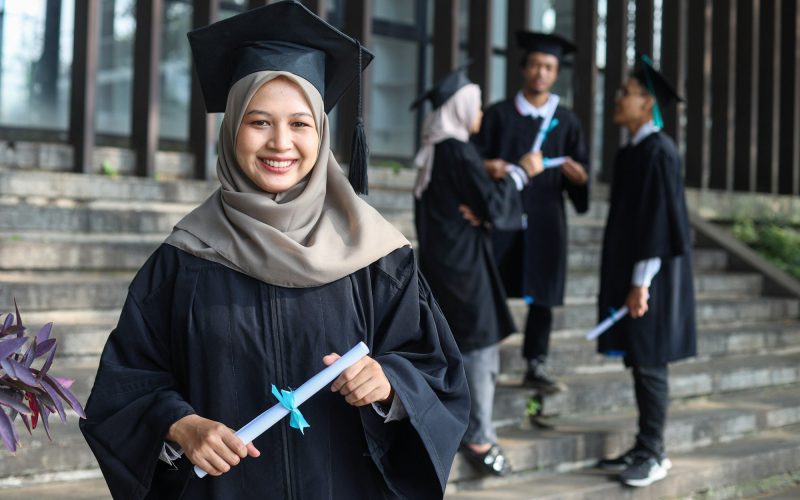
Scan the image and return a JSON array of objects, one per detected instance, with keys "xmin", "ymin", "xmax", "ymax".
[
  {"xmin": 167, "ymin": 414, "xmax": 260, "ymax": 477},
  {"xmin": 561, "ymin": 157, "xmax": 588, "ymax": 185},
  {"xmin": 484, "ymin": 159, "xmax": 508, "ymax": 180},
  {"xmin": 459, "ymin": 204, "xmax": 482, "ymax": 227},
  {"xmin": 626, "ymin": 286, "xmax": 650, "ymax": 318},
  {"xmin": 325, "ymin": 354, "xmax": 393, "ymax": 407},
  {"xmin": 519, "ymin": 151, "xmax": 544, "ymax": 178}
]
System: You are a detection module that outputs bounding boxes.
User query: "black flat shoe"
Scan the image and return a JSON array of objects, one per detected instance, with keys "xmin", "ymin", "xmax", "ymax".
[{"xmin": 461, "ymin": 444, "xmax": 512, "ymax": 477}]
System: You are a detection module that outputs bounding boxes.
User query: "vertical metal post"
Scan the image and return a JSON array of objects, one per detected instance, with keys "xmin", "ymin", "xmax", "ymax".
[
  {"xmin": 601, "ymin": 0, "xmax": 628, "ymax": 181},
  {"xmin": 710, "ymin": 0, "xmax": 736, "ymax": 191},
  {"xmin": 433, "ymin": 0, "xmax": 460, "ymax": 81},
  {"xmin": 573, "ymin": 0, "xmax": 597, "ymax": 159},
  {"xmin": 69, "ymin": 0, "xmax": 100, "ymax": 174},
  {"xmin": 505, "ymin": 0, "xmax": 531, "ymax": 98},
  {"xmin": 467, "ymin": 0, "xmax": 493, "ymax": 106},
  {"xmin": 684, "ymin": 0, "xmax": 711, "ymax": 188},
  {"xmin": 131, "ymin": 0, "xmax": 163, "ymax": 178},
  {"xmin": 189, "ymin": 0, "xmax": 219, "ymax": 180}
]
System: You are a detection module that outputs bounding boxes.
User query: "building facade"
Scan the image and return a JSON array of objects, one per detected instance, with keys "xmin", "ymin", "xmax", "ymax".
[{"xmin": 0, "ymin": 0, "xmax": 798, "ymax": 196}]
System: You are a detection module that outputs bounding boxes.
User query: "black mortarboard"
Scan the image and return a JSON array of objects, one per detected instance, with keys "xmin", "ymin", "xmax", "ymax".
[
  {"xmin": 187, "ymin": 0, "xmax": 373, "ymax": 193},
  {"xmin": 632, "ymin": 54, "xmax": 684, "ymax": 127},
  {"xmin": 516, "ymin": 31, "xmax": 577, "ymax": 61},
  {"xmin": 409, "ymin": 63, "xmax": 473, "ymax": 110}
]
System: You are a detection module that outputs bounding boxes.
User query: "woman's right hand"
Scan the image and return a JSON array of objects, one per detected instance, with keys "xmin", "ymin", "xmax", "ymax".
[{"xmin": 167, "ymin": 414, "xmax": 260, "ymax": 476}]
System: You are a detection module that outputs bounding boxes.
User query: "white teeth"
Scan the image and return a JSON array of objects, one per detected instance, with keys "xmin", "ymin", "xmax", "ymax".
[{"xmin": 262, "ymin": 159, "xmax": 293, "ymax": 168}]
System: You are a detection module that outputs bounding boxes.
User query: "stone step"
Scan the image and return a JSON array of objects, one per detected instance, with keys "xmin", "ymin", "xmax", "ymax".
[
  {"xmin": 499, "ymin": 321, "xmax": 800, "ymax": 377},
  {"xmin": 0, "ymin": 271, "xmax": 132, "ymax": 311},
  {"xmin": 0, "ymin": 199, "xmax": 193, "ymax": 234},
  {"xmin": 491, "ymin": 351, "xmax": 800, "ymax": 426},
  {"xmin": 0, "ymin": 476, "xmax": 109, "ymax": 500},
  {"xmin": 510, "ymin": 296, "xmax": 800, "ymax": 332},
  {"xmin": 563, "ymin": 270, "xmax": 760, "ymax": 300},
  {"xmin": 445, "ymin": 423, "xmax": 800, "ymax": 498},
  {"xmin": 0, "ymin": 234, "xmax": 162, "ymax": 271}
]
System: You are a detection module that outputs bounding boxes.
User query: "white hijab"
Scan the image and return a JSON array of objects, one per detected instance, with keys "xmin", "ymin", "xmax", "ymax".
[
  {"xmin": 166, "ymin": 71, "xmax": 409, "ymax": 288},
  {"xmin": 413, "ymin": 83, "xmax": 482, "ymax": 199}
]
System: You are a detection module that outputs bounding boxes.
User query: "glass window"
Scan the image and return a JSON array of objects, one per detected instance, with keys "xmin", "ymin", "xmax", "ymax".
[
  {"xmin": 368, "ymin": 35, "xmax": 416, "ymax": 159},
  {"xmin": 96, "ymin": 0, "xmax": 135, "ymax": 137},
  {"xmin": 0, "ymin": 0, "xmax": 74, "ymax": 130},
  {"xmin": 491, "ymin": 0, "xmax": 507, "ymax": 49},
  {"xmin": 490, "ymin": 53, "xmax": 506, "ymax": 104},
  {"xmin": 159, "ymin": 0, "xmax": 192, "ymax": 141},
  {"xmin": 373, "ymin": 0, "xmax": 415, "ymax": 24}
]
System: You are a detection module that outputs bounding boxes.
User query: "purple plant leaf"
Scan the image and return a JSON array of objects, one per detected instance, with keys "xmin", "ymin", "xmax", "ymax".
[
  {"xmin": 0, "ymin": 337, "xmax": 27, "ymax": 360},
  {"xmin": 19, "ymin": 413, "xmax": 31, "ymax": 434},
  {"xmin": 38, "ymin": 346, "xmax": 56, "ymax": 379},
  {"xmin": 34, "ymin": 338, "xmax": 56, "ymax": 359},
  {"xmin": 40, "ymin": 406, "xmax": 52, "ymax": 440},
  {"xmin": 1, "ymin": 358, "xmax": 17, "ymax": 379},
  {"xmin": 35, "ymin": 323, "xmax": 53, "ymax": 344},
  {"xmin": 1, "ymin": 314, "xmax": 12, "ymax": 335},
  {"xmin": 14, "ymin": 299, "xmax": 21, "ymax": 326},
  {"xmin": 39, "ymin": 379, "xmax": 66, "ymax": 423},
  {"xmin": 7, "ymin": 359, "xmax": 38, "ymax": 386},
  {"xmin": 44, "ymin": 375, "xmax": 85, "ymax": 418},
  {"xmin": 54, "ymin": 377, "xmax": 74, "ymax": 389},
  {"xmin": 0, "ymin": 408, "xmax": 17, "ymax": 452},
  {"xmin": 0, "ymin": 390, "xmax": 32, "ymax": 415}
]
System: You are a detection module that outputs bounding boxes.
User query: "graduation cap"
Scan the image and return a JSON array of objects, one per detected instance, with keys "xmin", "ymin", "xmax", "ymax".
[
  {"xmin": 632, "ymin": 54, "xmax": 684, "ymax": 128},
  {"xmin": 409, "ymin": 63, "xmax": 473, "ymax": 110},
  {"xmin": 187, "ymin": 0, "xmax": 374, "ymax": 193},
  {"xmin": 516, "ymin": 31, "xmax": 577, "ymax": 61}
]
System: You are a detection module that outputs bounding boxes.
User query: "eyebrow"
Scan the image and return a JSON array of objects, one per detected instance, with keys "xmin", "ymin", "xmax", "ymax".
[{"xmin": 245, "ymin": 110, "xmax": 314, "ymax": 119}]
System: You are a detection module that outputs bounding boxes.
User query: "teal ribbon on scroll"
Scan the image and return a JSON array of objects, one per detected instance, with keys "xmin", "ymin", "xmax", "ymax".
[
  {"xmin": 640, "ymin": 54, "xmax": 664, "ymax": 128},
  {"xmin": 271, "ymin": 384, "xmax": 310, "ymax": 434},
  {"xmin": 540, "ymin": 118, "xmax": 559, "ymax": 146}
]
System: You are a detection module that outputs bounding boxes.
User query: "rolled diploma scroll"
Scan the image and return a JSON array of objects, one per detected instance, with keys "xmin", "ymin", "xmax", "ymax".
[
  {"xmin": 194, "ymin": 341, "xmax": 371, "ymax": 478},
  {"xmin": 530, "ymin": 94, "xmax": 560, "ymax": 153},
  {"xmin": 543, "ymin": 156, "xmax": 568, "ymax": 169},
  {"xmin": 585, "ymin": 306, "xmax": 629, "ymax": 341}
]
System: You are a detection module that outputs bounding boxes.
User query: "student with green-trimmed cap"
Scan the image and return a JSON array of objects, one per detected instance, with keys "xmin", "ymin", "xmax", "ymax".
[
  {"xmin": 473, "ymin": 31, "xmax": 591, "ymax": 396},
  {"xmin": 79, "ymin": 2, "xmax": 470, "ymax": 498},
  {"xmin": 595, "ymin": 55, "xmax": 697, "ymax": 488},
  {"xmin": 411, "ymin": 64, "xmax": 527, "ymax": 478}
]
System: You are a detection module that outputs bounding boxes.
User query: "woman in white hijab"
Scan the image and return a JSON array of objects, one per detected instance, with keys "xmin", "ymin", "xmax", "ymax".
[
  {"xmin": 80, "ymin": 3, "xmax": 469, "ymax": 499},
  {"xmin": 412, "ymin": 67, "xmax": 527, "ymax": 478}
]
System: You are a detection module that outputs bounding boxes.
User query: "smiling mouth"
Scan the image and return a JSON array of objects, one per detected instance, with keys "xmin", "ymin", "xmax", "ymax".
[{"xmin": 259, "ymin": 158, "xmax": 296, "ymax": 171}]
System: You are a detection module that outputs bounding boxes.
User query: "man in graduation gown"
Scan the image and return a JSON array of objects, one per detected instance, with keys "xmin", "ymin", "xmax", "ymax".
[
  {"xmin": 595, "ymin": 56, "xmax": 697, "ymax": 488},
  {"xmin": 473, "ymin": 31, "xmax": 591, "ymax": 394}
]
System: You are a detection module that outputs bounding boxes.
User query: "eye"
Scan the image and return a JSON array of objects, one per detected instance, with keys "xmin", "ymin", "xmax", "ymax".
[
  {"xmin": 291, "ymin": 121, "xmax": 312, "ymax": 128},
  {"xmin": 251, "ymin": 119, "xmax": 270, "ymax": 127}
]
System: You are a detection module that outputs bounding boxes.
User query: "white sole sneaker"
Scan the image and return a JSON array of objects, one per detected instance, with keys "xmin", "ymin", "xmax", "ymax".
[{"xmin": 623, "ymin": 464, "xmax": 668, "ymax": 487}]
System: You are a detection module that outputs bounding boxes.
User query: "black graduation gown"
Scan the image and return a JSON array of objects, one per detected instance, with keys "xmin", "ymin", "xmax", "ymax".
[
  {"xmin": 415, "ymin": 138, "xmax": 522, "ymax": 353},
  {"xmin": 79, "ymin": 244, "xmax": 469, "ymax": 500},
  {"xmin": 597, "ymin": 132, "xmax": 697, "ymax": 366},
  {"xmin": 473, "ymin": 99, "xmax": 591, "ymax": 305}
]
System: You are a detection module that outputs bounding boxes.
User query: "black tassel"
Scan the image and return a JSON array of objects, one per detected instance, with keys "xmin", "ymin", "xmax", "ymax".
[{"xmin": 349, "ymin": 117, "xmax": 369, "ymax": 194}]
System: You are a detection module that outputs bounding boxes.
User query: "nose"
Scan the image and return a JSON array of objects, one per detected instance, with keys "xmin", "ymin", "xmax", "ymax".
[{"xmin": 268, "ymin": 123, "xmax": 292, "ymax": 151}]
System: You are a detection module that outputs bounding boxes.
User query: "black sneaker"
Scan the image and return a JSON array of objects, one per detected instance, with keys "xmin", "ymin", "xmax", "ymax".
[
  {"xmin": 521, "ymin": 363, "xmax": 567, "ymax": 394},
  {"xmin": 460, "ymin": 444, "xmax": 512, "ymax": 477},
  {"xmin": 620, "ymin": 453, "xmax": 668, "ymax": 487},
  {"xmin": 596, "ymin": 448, "xmax": 643, "ymax": 472}
]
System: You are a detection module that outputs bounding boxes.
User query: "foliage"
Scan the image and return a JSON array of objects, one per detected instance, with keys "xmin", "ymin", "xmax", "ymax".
[
  {"xmin": 0, "ymin": 303, "xmax": 85, "ymax": 452},
  {"xmin": 101, "ymin": 160, "xmax": 119, "ymax": 179},
  {"xmin": 524, "ymin": 396, "xmax": 541, "ymax": 417},
  {"xmin": 732, "ymin": 218, "xmax": 800, "ymax": 280}
]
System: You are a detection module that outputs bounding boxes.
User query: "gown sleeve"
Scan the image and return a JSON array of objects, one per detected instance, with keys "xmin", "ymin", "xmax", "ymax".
[
  {"xmin": 459, "ymin": 143, "xmax": 524, "ymax": 232},
  {"xmin": 360, "ymin": 248, "xmax": 470, "ymax": 499},
  {"xmin": 79, "ymin": 257, "xmax": 196, "ymax": 500},
  {"xmin": 562, "ymin": 114, "xmax": 591, "ymax": 214},
  {"xmin": 631, "ymin": 147, "xmax": 690, "ymax": 262}
]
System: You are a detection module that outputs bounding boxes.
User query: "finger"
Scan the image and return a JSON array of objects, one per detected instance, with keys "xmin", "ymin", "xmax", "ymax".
[
  {"xmin": 195, "ymin": 458, "xmax": 223, "ymax": 477},
  {"xmin": 221, "ymin": 431, "xmax": 248, "ymax": 459},
  {"xmin": 204, "ymin": 450, "xmax": 233, "ymax": 475},
  {"xmin": 246, "ymin": 443, "xmax": 261, "ymax": 458},
  {"xmin": 348, "ymin": 385, "xmax": 390, "ymax": 407},
  {"xmin": 331, "ymin": 357, "xmax": 369, "ymax": 392},
  {"xmin": 344, "ymin": 378, "xmax": 381, "ymax": 405},
  {"xmin": 322, "ymin": 353, "xmax": 341, "ymax": 367},
  {"xmin": 338, "ymin": 361, "xmax": 379, "ymax": 396}
]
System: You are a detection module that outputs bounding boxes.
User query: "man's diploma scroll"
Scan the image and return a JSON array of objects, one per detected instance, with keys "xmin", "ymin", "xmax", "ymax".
[
  {"xmin": 194, "ymin": 341, "xmax": 370, "ymax": 478},
  {"xmin": 585, "ymin": 306, "xmax": 629, "ymax": 341}
]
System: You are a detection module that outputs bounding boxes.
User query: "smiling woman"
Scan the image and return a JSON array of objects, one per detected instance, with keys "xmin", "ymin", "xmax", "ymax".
[
  {"xmin": 235, "ymin": 77, "xmax": 320, "ymax": 194},
  {"xmin": 78, "ymin": 2, "xmax": 469, "ymax": 500}
]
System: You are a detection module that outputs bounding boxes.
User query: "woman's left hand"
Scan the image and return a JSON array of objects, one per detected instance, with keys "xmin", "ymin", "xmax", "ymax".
[{"xmin": 324, "ymin": 354, "xmax": 393, "ymax": 407}]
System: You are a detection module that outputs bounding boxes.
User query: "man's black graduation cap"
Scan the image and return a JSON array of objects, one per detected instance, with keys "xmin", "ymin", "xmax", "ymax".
[
  {"xmin": 409, "ymin": 63, "xmax": 473, "ymax": 110},
  {"xmin": 187, "ymin": 0, "xmax": 374, "ymax": 193},
  {"xmin": 516, "ymin": 31, "xmax": 577, "ymax": 61},
  {"xmin": 632, "ymin": 54, "xmax": 684, "ymax": 127},
  {"xmin": 632, "ymin": 55, "xmax": 684, "ymax": 107}
]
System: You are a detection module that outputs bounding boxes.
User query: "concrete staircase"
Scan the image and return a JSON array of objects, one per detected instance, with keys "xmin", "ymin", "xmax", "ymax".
[{"xmin": 0, "ymin": 168, "xmax": 799, "ymax": 498}]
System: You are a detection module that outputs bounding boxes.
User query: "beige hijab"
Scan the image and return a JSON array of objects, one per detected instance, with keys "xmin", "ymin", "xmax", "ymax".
[
  {"xmin": 166, "ymin": 71, "xmax": 409, "ymax": 288},
  {"xmin": 413, "ymin": 83, "xmax": 482, "ymax": 199}
]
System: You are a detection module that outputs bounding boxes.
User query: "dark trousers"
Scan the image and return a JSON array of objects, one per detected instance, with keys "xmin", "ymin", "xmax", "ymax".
[
  {"xmin": 632, "ymin": 365, "xmax": 669, "ymax": 458},
  {"xmin": 523, "ymin": 304, "xmax": 552, "ymax": 361}
]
